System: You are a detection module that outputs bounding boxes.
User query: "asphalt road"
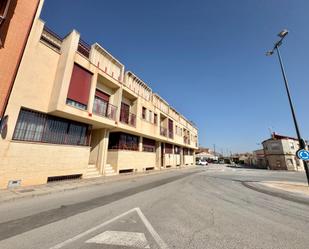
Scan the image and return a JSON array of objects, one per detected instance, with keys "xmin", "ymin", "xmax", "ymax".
[{"xmin": 0, "ymin": 164, "xmax": 308, "ymax": 249}]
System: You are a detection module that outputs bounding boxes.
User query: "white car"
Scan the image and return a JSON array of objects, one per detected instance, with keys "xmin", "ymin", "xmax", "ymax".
[{"xmin": 197, "ymin": 160, "xmax": 208, "ymax": 166}]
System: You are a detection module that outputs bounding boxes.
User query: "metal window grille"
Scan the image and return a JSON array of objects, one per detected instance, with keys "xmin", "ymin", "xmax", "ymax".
[
  {"xmin": 165, "ymin": 143, "xmax": 173, "ymax": 154},
  {"xmin": 143, "ymin": 138, "xmax": 155, "ymax": 152},
  {"xmin": 13, "ymin": 108, "xmax": 91, "ymax": 146},
  {"xmin": 108, "ymin": 132, "xmax": 138, "ymax": 151},
  {"xmin": 174, "ymin": 146, "xmax": 181, "ymax": 154}
]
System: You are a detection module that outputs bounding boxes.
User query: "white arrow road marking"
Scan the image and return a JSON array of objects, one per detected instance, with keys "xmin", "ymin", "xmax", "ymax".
[
  {"xmin": 49, "ymin": 207, "xmax": 169, "ymax": 249},
  {"xmin": 86, "ymin": 230, "xmax": 150, "ymax": 248}
]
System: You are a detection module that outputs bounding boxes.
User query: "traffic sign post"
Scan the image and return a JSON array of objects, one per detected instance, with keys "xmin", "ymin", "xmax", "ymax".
[
  {"xmin": 296, "ymin": 149, "xmax": 309, "ymax": 186},
  {"xmin": 297, "ymin": 149, "xmax": 309, "ymax": 161}
]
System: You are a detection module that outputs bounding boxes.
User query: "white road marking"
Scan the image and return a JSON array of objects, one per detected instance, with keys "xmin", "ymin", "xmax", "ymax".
[
  {"xmin": 48, "ymin": 207, "xmax": 169, "ymax": 249},
  {"xmin": 86, "ymin": 230, "xmax": 150, "ymax": 248},
  {"xmin": 136, "ymin": 207, "xmax": 169, "ymax": 249}
]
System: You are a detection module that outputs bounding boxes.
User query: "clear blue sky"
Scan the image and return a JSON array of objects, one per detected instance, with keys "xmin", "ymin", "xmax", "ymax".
[{"xmin": 40, "ymin": 0, "xmax": 309, "ymax": 154}]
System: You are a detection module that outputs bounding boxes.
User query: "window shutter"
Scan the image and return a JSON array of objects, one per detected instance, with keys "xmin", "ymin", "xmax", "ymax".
[
  {"xmin": 67, "ymin": 64, "xmax": 92, "ymax": 106},
  {"xmin": 95, "ymin": 89, "xmax": 109, "ymax": 102}
]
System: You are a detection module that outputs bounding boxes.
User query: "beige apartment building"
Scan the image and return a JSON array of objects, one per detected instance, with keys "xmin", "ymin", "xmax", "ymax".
[
  {"xmin": 262, "ymin": 133, "xmax": 305, "ymax": 171},
  {"xmin": 0, "ymin": 4, "xmax": 198, "ymax": 188}
]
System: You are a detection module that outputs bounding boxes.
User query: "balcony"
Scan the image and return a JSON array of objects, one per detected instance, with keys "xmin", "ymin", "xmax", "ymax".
[
  {"xmin": 120, "ymin": 112, "xmax": 136, "ymax": 127},
  {"xmin": 168, "ymin": 130, "xmax": 174, "ymax": 139},
  {"xmin": 160, "ymin": 127, "xmax": 167, "ymax": 137},
  {"xmin": 93, "ymin": 100, "xmax": 117, "ymax": 120},
  {"xmin": 77, "ymin": 39, "xmax": 91, "ymax": 58},
  {"xmin": 184, "ymin": 136, "xmax": 190, "ymax": 145},
  {"xmin": 40, "ymin": 26, "xmax": 62, "ymax": 51}
]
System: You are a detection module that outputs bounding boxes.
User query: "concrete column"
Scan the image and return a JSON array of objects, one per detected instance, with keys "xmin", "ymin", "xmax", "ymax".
[
  {"xmin": 171, "ymin": 144, "xmax": 175, "ymax": 167},
  {"xmin": 162, "ymin": 143, "xmax": 166, "ymax": 168},
  {"xmin": 193, "ymin": 150, "xmax": 196, "ymax": 166},
  {"xmin": 49, "ymin": 29, "xmax": 80, "ymax": 111},
  {"xmin": 114, "ymin": 86, "xmax": 123, "ymax": 123},
  {"xmin": 93, "ymin": 128, "xmax": 110, "ymax": 175},
  {"xmin": 87, "ymin": 70, "xmax": 98, "ymax": 114},
  {"xmin": 180, "ymin": 147, "xmax": 184, "ymax": 167},
  {"xmin": 155, "ymin": 141, "xmax": 161, "ymax": 169},
  {"xmin": 139, "ymin": 136, "xmax": 143, "ymax": 152}
]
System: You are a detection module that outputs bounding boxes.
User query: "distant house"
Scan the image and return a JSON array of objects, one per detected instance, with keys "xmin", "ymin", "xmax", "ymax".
[
  {"xmin": 196, "ymin": 147, "xmax": 218, "ymax": 161},
  {"xmin": 232, "ymin": 153, "xmax": 252, "ymax": 165},
  {"xmin": 251, "ymin": 149, "xmax": 267, "ymax": 169},
  {"xmin": 262, "ymin": 133, "xmax": 305, "ymax": 171}
]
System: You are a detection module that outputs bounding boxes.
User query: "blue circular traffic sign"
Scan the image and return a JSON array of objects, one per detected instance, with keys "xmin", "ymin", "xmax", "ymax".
[{"xmin": 297, "ymin": 149, "xmax": 309, "ymax": 160}]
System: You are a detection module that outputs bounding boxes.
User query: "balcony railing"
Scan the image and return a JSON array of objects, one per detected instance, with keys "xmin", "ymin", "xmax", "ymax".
[
  {"xmin": 77, "ymin": 38, "xmax": 91, "ymax": 58},
  {"xmin": 120, "ymin": 112, "xmax": 136, "ymax": 127},
  {"xmin": 40, "ymin": 26, "xmax": 62, "ymax": 51},
  {"xmin": 93, "ymin": 101, "xmax": 117, "ymax": 120},
  {"xmin": 160, "ymin": 127, "xmax": 167, "ymax": 137},
  {"xmin": 184, "ymin": 136, "xmax": 190, "ymax": 145},
  {"xmin": 168, "ymin": 130, "xmax": 174, "ymax": 139}
]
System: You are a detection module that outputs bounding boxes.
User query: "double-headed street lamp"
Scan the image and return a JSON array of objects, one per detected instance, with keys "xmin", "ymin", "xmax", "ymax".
[{"xmin": 266, "ymin": 29, "xmax": 309, "ymax": 186}]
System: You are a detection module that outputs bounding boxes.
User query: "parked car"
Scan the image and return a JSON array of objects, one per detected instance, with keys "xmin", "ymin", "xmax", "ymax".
[{"xmin": 196, "ymin": 159, "xmax": 208, "ymax": 166}]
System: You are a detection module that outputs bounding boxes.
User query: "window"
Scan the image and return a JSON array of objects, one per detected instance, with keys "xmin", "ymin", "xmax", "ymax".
[
  {"xmin": 165, "ymin": 143, "xmax": 173, "ymax": 154},
  {"xmin": 13, "ymin": 108, "xmax": 91, "ymax": 146},
  {"xmin": 168, "ymin": 119, "xmax": 173, "ymax": 139},
  {"xmin": 142, "ymin": 107, "xmax": 146, "ymax": 119},
  {"xmin": 0, "ymin": 0, "xmax": 10, "ymax": 25},
  {"xmin": 270, "ymin": 142, "xmax": 280, "ymax": 151},
  {"xmin": 108, "ymin": 132, "xmax": 139, "ymax": 151},
  {"xmin": 67, "ymin": 64, "xmax": 93, "ymax": 110},
  {"xmin": 175, "ymin": 126, "xmax": 182, "ymax": 136},
  {"xmin": 154, "ymin": 113, "xmax": 158, "ymax": 125},
  {"xmin": 120, "ymin": 102, "xmax": 130, "ymax": 124},
  {"xmin": 143, "ymin": 138, "xmax": 156, "ymax": 152},
  {"xmin": 290, "ymin": 142, "xmax": 295, "ymax": 150},
  {"xmin": 174, "ymin": 145, "xmax": 181, "ymax": 154},
  {"xmin": 0, "ymin": 0, "xmax": 11, "ymax": 47},
  {"xmin": 183, "ymin": 148, "xmax": 189, "ymax": 155},
  {"xmin": 93, "ymin": 89, "xmax": 109, "ymax": 117}
]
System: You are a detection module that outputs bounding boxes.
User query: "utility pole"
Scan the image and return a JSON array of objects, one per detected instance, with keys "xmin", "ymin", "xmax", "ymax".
[{"xmin": 266, "ymin": 29, "xmax": 309, "ymax": 186}]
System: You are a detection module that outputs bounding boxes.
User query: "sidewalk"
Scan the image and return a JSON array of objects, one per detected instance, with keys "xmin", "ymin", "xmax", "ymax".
[
  {"xmin": 0, "ymin": 166, "xmax": 196, "ymax": 204},
  {"xmin": 259, "ymin": 181, "xmax": 309, "ymax": 196},
  {"xmin": 244, "ymin": 180, "xmax": 309, "ymax": 206}
]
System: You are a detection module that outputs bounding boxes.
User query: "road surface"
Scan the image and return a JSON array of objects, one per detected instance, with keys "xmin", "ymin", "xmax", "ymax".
[{"xmin": 0, "ymin": 164, "xmax": 308, "ymax": 249}]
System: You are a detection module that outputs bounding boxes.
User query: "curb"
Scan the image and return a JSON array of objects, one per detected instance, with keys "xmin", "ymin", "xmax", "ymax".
[
  {"xmin": 242, "ymin": 181, "xmax": 309, "ymax": 206},
  {"xmin": 0, "ymin": 166, "xmax": 197, "ymax": 204}
]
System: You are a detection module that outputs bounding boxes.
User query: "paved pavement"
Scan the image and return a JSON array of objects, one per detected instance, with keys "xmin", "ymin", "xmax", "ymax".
[
  {"xmin": 0, "ymin": 167, "xmax": 190, "ymax": 203},
  {"xmin": 0, "ymin": 164, "xmax": 308, "ymax": 249},
  {"xmin": 259, "ymin": 181, "xmax": 309, "ymax": 195}
]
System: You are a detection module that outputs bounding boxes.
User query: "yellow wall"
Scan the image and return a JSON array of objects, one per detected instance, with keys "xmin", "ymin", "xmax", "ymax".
[
  {"xmin": 184, "ymin": 155, "xmax": 194, "ymax": 165},
  {"xmin": 107, "ymin": 150, "xmax": 157, "ymax": 173},
  {"xmin": 0, "ymin": 140, "xmax": 89, "ymax": 188},
  {"xmin": 164, "ymin": 154, "xmax": 181, "ymax": 167}
]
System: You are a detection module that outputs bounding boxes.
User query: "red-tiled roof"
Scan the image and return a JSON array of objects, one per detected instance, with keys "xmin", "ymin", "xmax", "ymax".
[{"xmin": 272, "ymin": 133, "xmax": 298, "ymax": 141}]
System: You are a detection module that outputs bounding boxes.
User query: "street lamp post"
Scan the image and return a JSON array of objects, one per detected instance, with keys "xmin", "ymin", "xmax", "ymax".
[{"xmin": 266, "ymin": 29, "xmax": 309, "ymax": 186}]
